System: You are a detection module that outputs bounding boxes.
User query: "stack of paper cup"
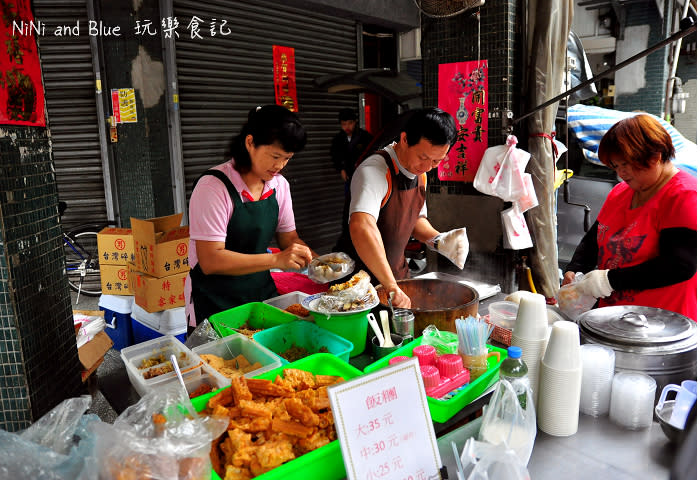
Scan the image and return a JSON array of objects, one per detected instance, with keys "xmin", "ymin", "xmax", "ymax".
[
  {"xmin": 610, "ymin": 372, "xmax": 657, "ymax": 429},
  {"xmin": 537, "ymin": 321, "xmax": 582, "ymax": 436},
  {"xmin": 511, "ymin": 292, "xmax": 549, "ymax": 407},
  {"xmin": 579, "ymin": 345, "xmax": 615, "ymax": 417}
]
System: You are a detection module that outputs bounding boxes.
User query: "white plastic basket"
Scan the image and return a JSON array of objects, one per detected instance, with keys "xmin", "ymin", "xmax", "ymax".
[{"xmin": 263, "ymin": 291, "xmax": 310, "ymax": 317}]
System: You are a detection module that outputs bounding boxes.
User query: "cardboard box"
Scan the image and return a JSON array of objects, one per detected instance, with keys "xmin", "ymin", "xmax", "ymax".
[
  {"xmin": 101, "ymin": 264, "xmax": 135, "ymax": 295},
  {"xmin": 134, "ymin": 270, "xmax": 188, "ymax": 313},
  {"xmin": 131, "ymin": 213, "xmax": 190, "ymax": 278},
  {"xmin": 73, "ymin": 309, "xmax": 114, "ymax": 382},
  {"xmin": 97, "ymin": 227, "xmax": 135, "ymax": 265},
  {"xmin": 127, "ymin": 261, "xmax": 137, "ymax": 290}
]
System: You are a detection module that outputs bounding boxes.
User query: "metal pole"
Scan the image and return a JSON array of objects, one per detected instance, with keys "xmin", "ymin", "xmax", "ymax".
[
  {"xmin": 664, "ymin": 0, "xmax": 691, "ymax": 120},
  {"xmin": 511, "ymin": 21, "xmax": 697, "ymax": 125}
]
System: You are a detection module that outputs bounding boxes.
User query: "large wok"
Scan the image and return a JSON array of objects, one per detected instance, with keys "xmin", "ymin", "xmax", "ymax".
[{"xmin": 376, "ymin": 278, "xmax": 479, "ymax": 334}]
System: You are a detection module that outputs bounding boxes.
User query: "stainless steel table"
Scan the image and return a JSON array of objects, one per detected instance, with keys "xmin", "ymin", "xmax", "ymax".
[{"xmin": 437, "ymin": 414, "xmax": 673, "ymax": 479}]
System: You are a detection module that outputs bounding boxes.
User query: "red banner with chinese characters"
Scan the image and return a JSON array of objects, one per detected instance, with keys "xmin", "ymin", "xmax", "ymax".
[
  {"xmin": 437, "ymin": 60, "xmax": 488, "ymax": 182},
  {"xmin": 272, "ymin": 45, "xmax": 298, "ymax": 112},
  {"xmin": 0, "ymin": 0, "xmax": 45, "ymax": 126}
]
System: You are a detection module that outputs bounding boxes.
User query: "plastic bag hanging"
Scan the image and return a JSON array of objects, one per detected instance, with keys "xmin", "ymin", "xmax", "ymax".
[{"xmin": 473, "ymin": 135, "xmax": 531, "ymax": 201}]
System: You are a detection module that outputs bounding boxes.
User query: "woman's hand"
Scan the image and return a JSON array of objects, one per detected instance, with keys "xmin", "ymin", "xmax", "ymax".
[
  {"xmin": 275, "ymin": 243, "xmax": 312, "ymax": 270},
  {"xmin": 386, "ymin": 283, "xmax": 411, "ymax": 308},
  {"xmin": 562, "ymin": 271, "xmax": 577, "ymax": 286}
]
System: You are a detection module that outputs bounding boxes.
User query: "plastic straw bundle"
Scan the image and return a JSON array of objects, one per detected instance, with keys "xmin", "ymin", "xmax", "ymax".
[{"xmin": 455, "ymin": 316, "xmax": 494, "ymax": 355}]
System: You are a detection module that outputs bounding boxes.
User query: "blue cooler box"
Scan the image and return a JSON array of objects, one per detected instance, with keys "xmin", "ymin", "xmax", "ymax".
[
  {"xmin": 130, "ymin": 303, "xmax": 187, "ymax": 344},
  {"xmin": 99, "ymin": 294, "xmax": 134, "ymax": 351}
]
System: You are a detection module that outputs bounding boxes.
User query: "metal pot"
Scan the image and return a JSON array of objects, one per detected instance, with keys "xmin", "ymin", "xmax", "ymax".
[
  {"xmin": 376, "ymin": 278, "xmax": 479, "ymax": 334},
  {"xmin": 578, "ymin": 306, "xmax": 697, "ymax": 398}
]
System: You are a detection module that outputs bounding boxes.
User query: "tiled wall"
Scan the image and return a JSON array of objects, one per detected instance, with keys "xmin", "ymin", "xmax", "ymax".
[{"xmin": 0, "ymin": 126, "xmax": 82, "ymax": 431}]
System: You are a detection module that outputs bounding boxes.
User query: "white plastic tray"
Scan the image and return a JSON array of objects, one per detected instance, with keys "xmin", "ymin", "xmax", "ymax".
[
  {"xmin": 192, "ymin": 333, "xmax": 282, "ymax": 385},
  {"xmin": 120, "ymin": 335, "xmax": 203, "ymax": 396},
  {"xmin": 263, "ymin": 291, "xmax": 311, "ymax": 317}
]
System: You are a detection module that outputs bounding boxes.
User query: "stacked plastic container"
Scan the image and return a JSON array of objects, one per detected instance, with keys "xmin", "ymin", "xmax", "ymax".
[
  {"xmin": 192, "ymin": 334, "xmax": 282, "ymax": 384},
  {"xmin": 130, "ymin": 302, "xmax": 187, "ymax": 343}
]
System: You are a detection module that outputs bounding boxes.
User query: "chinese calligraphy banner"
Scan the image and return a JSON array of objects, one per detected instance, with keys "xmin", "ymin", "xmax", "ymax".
[
  {"xmin": 437, "ymin": 60, "xmax": 488, "ymax": 182},
  {"xmin": 272, "ymin": 45, "xmax": 298, "ymax": 112},
  {"xmin": 0, "ymin": 0, "xmax": 45, "ymax": 126}
]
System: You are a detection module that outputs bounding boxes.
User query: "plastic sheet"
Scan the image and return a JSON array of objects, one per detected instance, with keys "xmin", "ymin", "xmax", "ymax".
[
  {"xmin": 92, "ymin": 385, "xmax": 229, "ymax": 480},
  {"xmin": 314, "ymin": 270, "xmax": 379, "ymax": 313},
  {"xmin": 420, "ymin": 325, "xmax": 460, "ymax": 355},
  {"xmin": 0, "ymin": 396, "xmax": 99, "ymax": 480}
]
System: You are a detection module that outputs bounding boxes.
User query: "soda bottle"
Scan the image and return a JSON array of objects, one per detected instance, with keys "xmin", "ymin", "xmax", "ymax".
[{"xmin": 499, "ymin": 346, "xmax": 530, "ymax": 410}]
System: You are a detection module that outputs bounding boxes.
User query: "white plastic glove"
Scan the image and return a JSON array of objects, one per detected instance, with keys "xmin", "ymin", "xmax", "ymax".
[
  {"xmin": 576, "ymin": 269, "xmax": 613, "ymax": 298},
  {"xmin": 427, "ymin": 227, "xmax": 469, "ymax": 269}
]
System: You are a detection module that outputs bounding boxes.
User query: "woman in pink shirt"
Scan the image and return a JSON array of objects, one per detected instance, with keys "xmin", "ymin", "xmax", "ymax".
[{"xmin": 186, "ymin": 105, "xmax": 314, "ymax": 328}]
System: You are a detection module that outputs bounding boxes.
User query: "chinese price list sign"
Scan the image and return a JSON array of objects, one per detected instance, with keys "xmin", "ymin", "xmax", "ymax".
[{"xmin": 328, "ymin": 359, "xmax": 442, "ymax": 480}]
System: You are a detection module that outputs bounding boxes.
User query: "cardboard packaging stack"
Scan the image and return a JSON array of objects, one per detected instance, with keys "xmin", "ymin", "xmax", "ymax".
[
  {"xmin": 131, "ymin": 213, "xmax": 190, "ymax": 313},
  {"xmin": 97, "ymin": 228, "xmax": 135, "ymax": 295}
]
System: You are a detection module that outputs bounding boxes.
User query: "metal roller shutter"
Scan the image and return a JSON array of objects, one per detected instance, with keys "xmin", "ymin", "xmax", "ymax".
[
  {"xmin": 33, "ymin": 0, "xmax": 108, "ymax": 229},
  {"xmin": 174, "ymin": 0, "xmax": 359, "ymax": 251}
]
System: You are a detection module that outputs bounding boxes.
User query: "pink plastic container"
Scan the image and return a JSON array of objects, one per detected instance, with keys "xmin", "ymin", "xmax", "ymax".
[
  {"xmin": 413, "ymin": 345, "xmax": 437, "ymax": 366},
  {"xmin": 389, "ymin": 355, "xmax": 411, "ymax": 365}
]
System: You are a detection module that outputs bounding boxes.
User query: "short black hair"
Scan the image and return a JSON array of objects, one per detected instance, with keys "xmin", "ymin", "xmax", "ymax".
[
  {"xmin": 228, "ymin": 105, "xmax": 307, "ymax": 174},
  {"xmin": 338, "ymin": 108, "xmax": 358, "ymax": 122},
  {"xmin": 403, "ymin": 108, "xmax": 457, "ymax": 147}
]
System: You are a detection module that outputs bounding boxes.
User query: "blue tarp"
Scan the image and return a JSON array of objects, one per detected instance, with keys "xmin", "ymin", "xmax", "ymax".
[{"xmin": 567, "ymin": 104, "xmax": 697, "ymax": 176}]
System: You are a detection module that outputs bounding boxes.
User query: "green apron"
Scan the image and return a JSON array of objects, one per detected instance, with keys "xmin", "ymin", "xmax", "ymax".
[{"xmin": 190, "ymin": 170, "xmax": 278, "ymax": 322}]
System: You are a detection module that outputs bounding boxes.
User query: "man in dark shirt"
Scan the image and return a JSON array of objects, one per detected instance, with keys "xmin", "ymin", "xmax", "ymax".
[
  {"xmin": 330, "ymin": 108, "xmax": 373, "ymax": 182},
  {"xmin": 330, "ymin": 108, "xmax": 373, "ymax": 247}
]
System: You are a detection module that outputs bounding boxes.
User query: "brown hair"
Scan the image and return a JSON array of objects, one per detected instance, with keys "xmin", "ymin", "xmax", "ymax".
[{"xmin": 598, "ymin": 114, "xmax": 675, "ymax": 169}]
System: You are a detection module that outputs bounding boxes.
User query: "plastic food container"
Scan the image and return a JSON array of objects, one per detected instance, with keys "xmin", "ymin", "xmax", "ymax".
[
  {"xmin": 209, "ymin": 302, "xmax": 298, "ymax": 337},
  {"xmin": 192, "ymin": 333, "xmax": 282, "ymax": 384},
  {"xmin": 263, "ymin": 291, "xmax": 311, "ymax": 318},
  {"xmin": 363, "ymin": 333, "xmax": 507, "ymax": 423},
  {"xmin": 191, "ymin": 353, "xmax": 363, "ymax": 480},
  {"xmin": 488, "ymin": 301, "xmax": 518, "ymax": 330},
  {"xmin": 253, "ymin": 321, "xmax": 354, "ymax": 364},
  {"xmin": 120, "ymin": 335, "xmax": 203, "ymax": 396}
]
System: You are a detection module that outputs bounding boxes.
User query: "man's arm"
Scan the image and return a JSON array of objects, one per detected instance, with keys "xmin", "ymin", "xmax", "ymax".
[
  {"xmin": 412, "ymin": 217, "xmax": 440, "ymax": 244},
  {"xmin": 349, "ymin": 212, "xmax": 410, "ymax": 307}
]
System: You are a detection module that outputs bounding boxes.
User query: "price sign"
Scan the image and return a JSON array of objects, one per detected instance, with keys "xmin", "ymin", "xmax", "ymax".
[{"xmin": 328, "ymin": 358, "xmax": 442, "ymax": 480}]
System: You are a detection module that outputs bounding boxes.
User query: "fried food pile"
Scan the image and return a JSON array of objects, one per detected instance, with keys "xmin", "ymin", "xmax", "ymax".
[
  {"xmin": 200, "ymin": 353, "xmax": 263, "ymax": 379},
  {"xmin": 315, "ymin": 270, "xmax": 379, "ymax": 313},
  {"xmin": 284, "ymin": 303, "xmax": 310, "ymax": 317},
  {"xmin": 206, "ymin": 369, "xmax": 344, "ymax": 480},
  {"xmin": 140, "ymin": 351, "xmax": 188, "ymax": 380}
]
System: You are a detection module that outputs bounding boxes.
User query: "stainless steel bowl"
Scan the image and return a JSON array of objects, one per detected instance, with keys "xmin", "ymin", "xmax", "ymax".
[{"xmin": 655, "ymin": 400, "xmax": 685, "ymax": 444}]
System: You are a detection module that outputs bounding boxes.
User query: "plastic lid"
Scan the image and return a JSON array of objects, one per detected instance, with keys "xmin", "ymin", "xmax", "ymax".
[{"xmin": 507, "ymin": 346, "xmax": 522, "ymax": 359}]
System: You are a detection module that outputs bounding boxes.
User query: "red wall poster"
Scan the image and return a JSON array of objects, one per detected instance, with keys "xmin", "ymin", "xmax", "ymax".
[
  {"xmin": 272, "ymin": 45, "xmax": 298, "ymax": 112},
  {"xmin": 0, "ymin": 0, "xmax": 45, "ymax": 126},
  {"xmin": 437, "ymin": 60, "xmax": 488, "ymax": 182}
]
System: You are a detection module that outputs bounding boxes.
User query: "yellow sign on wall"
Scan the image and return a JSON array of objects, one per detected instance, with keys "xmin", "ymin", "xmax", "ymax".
[{"xmin": 117, "ymin": 88, "xmax": 137, "ymax": 123}]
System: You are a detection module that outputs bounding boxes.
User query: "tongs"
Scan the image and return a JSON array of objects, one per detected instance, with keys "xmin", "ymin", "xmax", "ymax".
[{"xmin": 367, "ymin": 312, "xmax": 384, "ymax": 346}]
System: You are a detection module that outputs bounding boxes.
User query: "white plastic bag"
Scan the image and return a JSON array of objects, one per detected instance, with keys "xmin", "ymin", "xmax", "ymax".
[
  {"xmin": 474, "ymin": 135, "xmax": 531, "ymax": 201},
  {"xmin": 478, "ymin": 380, "xmax": 537, "ymax": 465},
  {"xmin": 501, "ymin": 205, "xmax": 533, "ymax": 250},
  {"xmin": 307, "ymin": 252, "xmax": 355, "ymax": 284},
  {"xmin": 515, "ymin": 173, "xmax": 539, "ymax": 213},
  {"xmin": 556, "ymin": 272, "xmax": 596, "ymax": 319}
]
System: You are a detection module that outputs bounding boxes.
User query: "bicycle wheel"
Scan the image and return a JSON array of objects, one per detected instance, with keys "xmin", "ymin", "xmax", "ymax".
[{"xmin": 64, "ymin": 228, "xmax": 103, "ymax": 297}]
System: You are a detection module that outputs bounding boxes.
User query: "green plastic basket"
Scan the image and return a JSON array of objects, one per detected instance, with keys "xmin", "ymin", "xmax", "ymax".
[
  {"xmin": 363, "ymin": 333, "xmax": 507, "ymax": 423},
  {"xmin": 208, "ymin": 302, "xmax": 297, "ymax": 337},
  {"xmin": 191, "ymin": 353, "xmax": 363, "ymax": 480},
  {"xmin": 253, "ymin": 321, "xmax": 354, "ymax": 363},
  {"xmin": 310, "ymin": 310, "xmax": 369, "ymax": 357}
]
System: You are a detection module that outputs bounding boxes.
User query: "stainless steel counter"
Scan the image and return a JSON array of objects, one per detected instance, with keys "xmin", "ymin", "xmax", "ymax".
[{"xmin": 437, "ymin": 414, "xmax": 674, "ymax": 479}]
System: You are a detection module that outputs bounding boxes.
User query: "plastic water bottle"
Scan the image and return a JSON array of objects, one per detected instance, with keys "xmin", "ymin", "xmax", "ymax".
[{"xmin": 500, "ymin": 346, "xmax": 530, "ymax": 410}]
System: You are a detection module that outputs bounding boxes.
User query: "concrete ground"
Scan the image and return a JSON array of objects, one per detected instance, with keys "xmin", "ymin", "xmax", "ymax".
[{"xmin": 70, "ymin": 290, "xmax": 119, "ymax": 424}]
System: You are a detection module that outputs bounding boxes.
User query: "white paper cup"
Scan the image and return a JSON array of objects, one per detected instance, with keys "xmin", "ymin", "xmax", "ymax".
[
  {"xmin": 537, "ymin": 361, "xmax": 582, "ymax": 436},
  {"xmin": 513, "ymin": 292, "xmax": 549, "ymax": 340},
  {"xmin": 542, "ymin": 321, "xmax": 581, "ymax": 371}
]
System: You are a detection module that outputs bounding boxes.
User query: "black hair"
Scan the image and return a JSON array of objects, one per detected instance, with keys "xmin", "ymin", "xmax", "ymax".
[
  {"xmin": 338, "ymin": 108, "xmax": 358, "ymax": 122},
  {"xmin": 228, "ymin": 105, "xmax": 307, "ymax": 173},
  {"xmin": 403, "ymin": 108, "xmax": 457, "ymax": 147}
]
